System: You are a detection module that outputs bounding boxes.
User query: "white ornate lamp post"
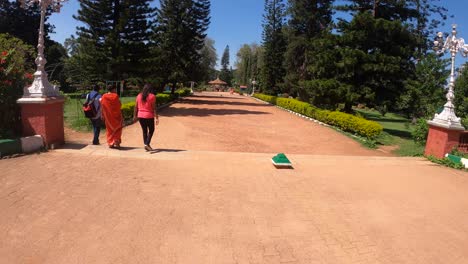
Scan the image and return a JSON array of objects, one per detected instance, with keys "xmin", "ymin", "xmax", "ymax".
[
  {"xmin": 251, "ymin": 79, "xmax": 257, "ymax": 96},
  {"xmin": 17, "ymin": 0, "xmax": 67, "ymax": 148},
  {"xmin": 425, "ymin": 24, "xmax": 467, "ymax": 158},
  {"xmin": 19, "ymin": 0, "xmax": 66, "ymax": 97},
  {"xmin": 429, "ymin": 24, "xmax": 468, "ymax": 130}
]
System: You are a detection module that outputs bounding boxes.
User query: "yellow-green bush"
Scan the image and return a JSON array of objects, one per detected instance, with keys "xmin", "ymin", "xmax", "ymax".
[
  {"xmin": 253, "ymin": 93, "xmax": 277, "ymax": 104},
  {"xmin": 120, "ymin": 93, "xmax": 183, "ymax": 121},
  {"xmin": 276, "ymin": 97, "xmax": 310, "ymax": 115},
  {"xmin": 253, "ymin": 93, "xmax": 383, "ymax": 139},
  {"xmin": 176, "ymin": 88, "xmax": 192, "ymax": 97},
  {"xmin": 156, "ymin": 93, "xmax": 172, "ymax": 105},
  {"xmin": 121, "ymin": 102, "xmax": 135, "ymax": 120},
  {"xmin": 326, "ymin": 111, "xmax": 382, "ymax": 139}
]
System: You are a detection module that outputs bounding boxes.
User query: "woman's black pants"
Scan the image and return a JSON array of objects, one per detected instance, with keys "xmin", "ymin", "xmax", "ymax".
[{"xmin": 139, "ymin": 118, "xmax": 155, "ymax": 146}]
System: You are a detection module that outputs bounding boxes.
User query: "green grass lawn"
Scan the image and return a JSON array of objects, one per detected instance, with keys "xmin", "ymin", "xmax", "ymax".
[
  {"xmin": 355, "ymin": 109, "xmax": 425, "ymax": 156},
  {"xmin": 64, "ymin": 96, "xmax": 136, "ymax": 131}
]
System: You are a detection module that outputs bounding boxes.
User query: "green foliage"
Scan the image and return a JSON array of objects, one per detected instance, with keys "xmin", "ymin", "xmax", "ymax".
[
  {"xmin": 73, "ymin": 0, "xmax": 155, "ymax": 80},
  {"xmin": 0, "ymin": 34, "xmax": 35, "ymax": 138},
  {"xmin": 450, "ymin": 148, "xmax": 468, "ymax": 159},
  {"xmin": 46, "ymin": 41, "xmax": 69, "ymax": 91},
  {"xmin": 455, "ymin": 62, "xmax": 468, "ymax": 128},
  {"xmin": 253, "ymin": 93, "xmax": 277, "ymax": 104},
  {"xmin": 175, "ymin": 88, "xmax": 192, "ymax": 97},
  {"xmin": 153, "ymin": 0, "xmax": 211, "ymax": 86},
  {"xmin": 199, "ymin": 38, "xmax": 218, "ymax": 82},
  {"xmin": 276, "ymin": 97, "xmax": 310, "ymax": 115},
  {"xmin": 412, "ymin": 118, "xmax": 429, "ymax": 145},
  {"xmin": 339, "ymin": 12, "xmax": 418, "ymax": 114},
  {"xmin": 261, "ymin": 0, "xmax": 287, "ymax": 94},
  {"xmin": 284, "ymin": 0, "xmax": 334, "ymax": 96},
  {"xmin": 254, "ymin": 93, "xmax": 383, "ymax": 139},
  {"xmin": 426, "ymin": 156, "xmax": 466, "ymax": 170},
  {"xmin": 398, "ymin": 53, "xmax": 449, "ymax": 118},
  {"xmin": 157, "ymin": 93, "xmax": 174, "ymax": 105},
  {"xmin": 234, "ymin": 44, "xmax": 262, "ymax": 87},
  {"xmin": 355, "ymin": 108, "xmax": 426, "ymax": 156},
  {"xmin": 326, "ymin": 111, "xmax": 383, "ymax": 139},
  {"xmin": 121, "ymin": 101, "xmax": 135, "ymax": 120},
  {"xmin": 0, "ymin": 1, "xmax": 54, "ymax": 46},
  {"xmin": 219, "ymin": 45, "xmax": 232, "ymax": 86}
]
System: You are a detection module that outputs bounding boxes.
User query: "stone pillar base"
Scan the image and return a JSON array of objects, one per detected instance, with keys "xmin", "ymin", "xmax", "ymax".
[
  {"xmin": 17, "ymin": 97, "xmax": 65, "ymax": 148},
  {"xmin": 424, "ymin": 123, "xmax": 463, "ymax": 158}
]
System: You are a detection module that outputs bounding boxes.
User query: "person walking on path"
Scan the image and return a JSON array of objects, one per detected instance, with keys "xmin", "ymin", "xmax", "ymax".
[
  {"xmin": 85, "ymin": 85, "xmax": 102, "ymax": 145},
  {"xmin": 101, "ymin": 85, "xmax": 123, "ymax": 148},
  {"xmin": 133, "ymin": 83, "xmax": 159, "ymax": 151}
]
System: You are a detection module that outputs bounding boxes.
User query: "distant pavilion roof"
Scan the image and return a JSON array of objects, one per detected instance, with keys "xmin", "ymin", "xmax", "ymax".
[{"xmin": 208, "ymin": 78, "xmax": 227, "ymax": 85}]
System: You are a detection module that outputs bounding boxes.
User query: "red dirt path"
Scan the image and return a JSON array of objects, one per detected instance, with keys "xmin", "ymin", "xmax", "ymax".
[
  {"xmin": 67, "ymin": 92, "xmax": 388, "ymax": 156},
  {"xmin": 1, "ymin": 92, "xmax": 468, "ymax": 264}
]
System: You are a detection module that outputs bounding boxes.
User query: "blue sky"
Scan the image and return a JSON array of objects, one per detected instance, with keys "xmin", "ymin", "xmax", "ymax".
[{"xmin": 48, "ymin": 0, "xmax": 468, "ymax": 68}]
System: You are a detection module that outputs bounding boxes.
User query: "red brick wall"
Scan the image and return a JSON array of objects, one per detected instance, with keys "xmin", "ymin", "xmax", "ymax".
[
  {"xmin": 424, "ymin": 125, "xmax": 462, "ymax": 158},
  {"xmin": 20, "ymin": 100, "xmax": 64, "ymax": 147}
]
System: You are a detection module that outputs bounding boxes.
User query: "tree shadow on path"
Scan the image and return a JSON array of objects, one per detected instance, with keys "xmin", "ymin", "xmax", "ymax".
[
  {"xmin": 191, "ymin": 94, "xmax": 245, "ymax": 100},
  {"xmin": 179, "ymin": 98, "xmax": 269, "ymax": 107},
  {"xmin": 163, "ymin": 107, "xmax": 270, "ymax": 117}
]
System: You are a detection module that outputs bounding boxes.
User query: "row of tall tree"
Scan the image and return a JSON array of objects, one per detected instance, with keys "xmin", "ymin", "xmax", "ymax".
[
  {"xmin": 69, "ymin": 0, "xmax": 214, "ymax": 92},
  {"xmin": 235, "ymin": 0, "xmax": 454, "ymax": 120},
  {"xmin": 0, "ymin": 0, "xmax": 216, "ymax": 93}
]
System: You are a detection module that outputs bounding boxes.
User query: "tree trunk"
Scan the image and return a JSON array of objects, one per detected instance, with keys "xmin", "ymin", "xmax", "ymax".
[{"xmin": 343, "ymin": 102, "xmax": 353, "ymax": 113}]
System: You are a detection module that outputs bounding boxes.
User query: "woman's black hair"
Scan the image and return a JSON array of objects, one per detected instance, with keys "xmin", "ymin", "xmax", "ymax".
[
  {"xmin": 93, "ymin": 84, "xmax": 100, "ymax": 91},
  {"xmin": 142, "ymin": 83, "xmax": 153, "ymax": 102}
]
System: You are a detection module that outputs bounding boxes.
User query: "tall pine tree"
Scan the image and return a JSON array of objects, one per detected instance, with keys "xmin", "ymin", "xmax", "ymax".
[
  {"xmin": 261, "ymin": 0, "xmax": 287, "ymax": 94},
  {"xmin": 285, "ymin": 0, "xmax": 334, "ymax": 98},
  {"xmin": 219, "ymin": 45, "xmax": 232, "ymax": 85},
  {"xmin": 199, "ymin": 37, "xmax": 218, "ymax": 83},
  {"xmin": 73, "ymin": 0, "xmax": 154, "ymax": 81},
  {"xmin": 330, "ymin": 1, "xmax": 419, "ymax": 113},
  {"xmin": 153, "ymin": 0, "xmax": 210, "ymax": 91}
]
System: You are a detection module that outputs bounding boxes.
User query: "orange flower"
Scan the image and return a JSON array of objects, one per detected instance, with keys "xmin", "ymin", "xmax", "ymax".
[{"xmin": 1, "ymin": 51, "xmax": 8, "ymax": 57}]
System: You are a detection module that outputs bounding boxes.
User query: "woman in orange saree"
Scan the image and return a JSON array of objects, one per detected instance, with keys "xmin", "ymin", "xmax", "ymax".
[{"xmin": 100, "ymin": 85, "xmax": 123, "ymax": 148}]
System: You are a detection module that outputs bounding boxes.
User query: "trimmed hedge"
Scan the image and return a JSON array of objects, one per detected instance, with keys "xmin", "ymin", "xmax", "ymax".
[
  {"xmin": 254, "ymin": 93, "xmax": 277, "ymax": 104},
  {"xmin": 120, "ymin": 91, "xmax": 190, "ymax": 121},
  {"xmin": 253, "ymin": 93, "xmax": 383, "ymax": 139}
]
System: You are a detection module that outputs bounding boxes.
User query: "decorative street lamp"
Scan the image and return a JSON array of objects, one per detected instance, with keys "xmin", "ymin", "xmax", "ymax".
[
  {"xmin": 251, "ymin": 79, "xmax": 257, "ymax": 96},
  {"xmin": 16, "ymin": 0, "xmax": 68, "ymax": 148},
  {"xmin": 430, "ymin": 24, "xmax": 468, "ymax": 130},
  {"xmin": 19, "ymin": 0, "xmax": 67, "ymax": 98}
]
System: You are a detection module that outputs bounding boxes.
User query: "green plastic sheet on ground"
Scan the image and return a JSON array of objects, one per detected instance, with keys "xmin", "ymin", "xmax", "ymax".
[{"xmin": 272, "ymin": 153, "xmax": 292, "ymax": 166}]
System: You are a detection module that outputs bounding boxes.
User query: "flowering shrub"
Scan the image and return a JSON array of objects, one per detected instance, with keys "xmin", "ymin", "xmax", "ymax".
[{"xmin": 0, "ymin": 34, "xmax": 35, "ymax": 138}]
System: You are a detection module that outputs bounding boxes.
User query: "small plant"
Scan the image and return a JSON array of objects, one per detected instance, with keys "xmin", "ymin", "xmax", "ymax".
[
  {"xmin": 450, "ymin": 148, "xmax": 468, "ymax": 159},
  {"xmin": 412, "ymin": 118, "xmax": 429, "ymax": 145}
]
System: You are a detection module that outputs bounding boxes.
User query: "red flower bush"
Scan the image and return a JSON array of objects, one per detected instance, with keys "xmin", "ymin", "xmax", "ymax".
[{"xmin": 0, "ymin": 34, "xmax": 36, "ymax": 138}]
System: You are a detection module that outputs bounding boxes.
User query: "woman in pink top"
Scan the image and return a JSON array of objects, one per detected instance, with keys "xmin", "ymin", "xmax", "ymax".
[{"xmin": 133, "ymin": 84, "xmax": 159, "ymax": 151}]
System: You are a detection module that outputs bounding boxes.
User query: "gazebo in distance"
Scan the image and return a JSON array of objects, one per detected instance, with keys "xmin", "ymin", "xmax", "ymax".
[{"xmin": 208, "ymin": 77, "xmax": 227, "ymax": 91}]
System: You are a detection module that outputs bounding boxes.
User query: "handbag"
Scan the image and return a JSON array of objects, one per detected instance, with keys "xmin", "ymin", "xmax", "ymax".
[{"xmin": 83, "ymin": 92, "xmax": 99, "ymax": 118}]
